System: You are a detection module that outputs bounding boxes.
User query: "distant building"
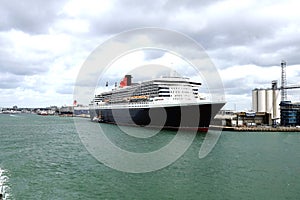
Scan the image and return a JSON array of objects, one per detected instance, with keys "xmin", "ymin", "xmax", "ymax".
[
  {"xmin": 214, "ymin": 110, "xmax": 271, "ymax": 127},
  {"xmin": 280, "ymin": 101, "xmax": 300, "ymax": 126},
  {"xmin": 59, "ymin": 106, "xmax": 73, "ymax": 115}
]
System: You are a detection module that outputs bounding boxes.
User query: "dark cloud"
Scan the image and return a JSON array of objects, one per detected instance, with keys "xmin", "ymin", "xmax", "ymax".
[
  {"xmin": 223, "ymin": 76, "xmax": 274, "ymax": 96},
  {"xmin": 89, "ymin": 14, "xmax": 165, "ymax": 36},
  {"xmin": 85, "ymin": 0, "xmax": 300, "ymax": 69},
  {"xmin": 0, "ymin": 52, "xmax": 51, "ymax": 75},
  {"xmin": 0, "ymin": 73, "xmax": 24, "ymax": 89},
  {"xmin": 193, "ymin": 17, "xmax": 279, "ymax": 50},
  {"xmin": 0, "ymin": 0, "xmax": 68, "ymax": 34},
  {"xmin": 0, "ymin": 61, "xmax": 50, "ymax": 76}
]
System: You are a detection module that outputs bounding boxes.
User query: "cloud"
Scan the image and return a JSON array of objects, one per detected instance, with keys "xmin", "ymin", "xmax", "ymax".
[
  {"xmin": 0, "ymin": 29, "xmax": 73, "ymax": 76},
  {"xmin": 0, "ymin": 0, "xmax": 68, "ymax": 34},
  {"xmin": 1, "ymin": 0, "xmax": 300, "ymax": 108},
  {"xmin": 0, "ymin": 73, "xmax": 24, "ymax": 89},
  {"xmin": 143, "ymin": 50, "xmax": 166, "ymax": 61}
]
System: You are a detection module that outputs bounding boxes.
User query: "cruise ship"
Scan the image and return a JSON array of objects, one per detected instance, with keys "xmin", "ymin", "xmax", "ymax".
[{"xmin": 89, "ymin": 74, "xmax": 225, "ymax": 132}]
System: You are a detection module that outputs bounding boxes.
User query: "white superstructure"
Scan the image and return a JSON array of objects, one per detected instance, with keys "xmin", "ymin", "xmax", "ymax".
[{"xmin": 91, "ymin": 76, "xmax": 211, "ymax": 109}]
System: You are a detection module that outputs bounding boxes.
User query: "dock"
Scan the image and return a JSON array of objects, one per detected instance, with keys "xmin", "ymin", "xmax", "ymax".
[{"xmin": 211, "ymin": 125, "xmax": 300, "ymax": 132}]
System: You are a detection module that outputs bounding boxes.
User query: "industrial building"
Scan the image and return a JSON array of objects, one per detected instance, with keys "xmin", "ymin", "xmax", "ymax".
[
  {"xmin": 214, "ymin": 110, "xmax": 271, "ymax": 127},
  {"xmin": 252, "ymin": 87, "xmax": 280, "ymax": 120},
  {"xmin": 252, "ymin": 86, "xmax": 300, "ymax": 126},
  {"xmin": 215, "ymin": 61, "xmax": 300, "ymax": 129},
  {"xmin": 251, "ymin": 61, "xmax": 300, "ymax": 127},
  {"xmin": 279, "ymin": 101, "xmax": 300, "ymax": 126}
]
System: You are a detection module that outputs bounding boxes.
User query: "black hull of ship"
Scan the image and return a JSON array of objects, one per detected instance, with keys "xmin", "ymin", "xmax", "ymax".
[{"xmin": 89, "ymin": 103, "xmax": 224, "ymax": 132}]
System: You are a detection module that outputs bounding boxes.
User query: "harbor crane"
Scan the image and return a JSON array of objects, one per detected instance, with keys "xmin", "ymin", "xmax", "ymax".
[
  {"xmin": 273, "ymin": 61, "xmax": 300, "ymax": 101},
  {"xmin": 268, "ymin": 61, "xmax": 300, "ymax": 122}
]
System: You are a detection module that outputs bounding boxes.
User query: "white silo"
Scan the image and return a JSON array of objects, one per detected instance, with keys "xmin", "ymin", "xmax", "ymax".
[
  {"xmin": 257, "ymin": 89, "xmax": 266, "ymax": 112},
  {"xmin": 266, "ymin": 89, "xmax": 273, "ymax": 114},
  {"xmin": 252, "ymin": 89, "xmax": 258, "ymax": 112},
  {"xmin": 273, "ymin": 89, "xmax": 280, "ymax": 119}
]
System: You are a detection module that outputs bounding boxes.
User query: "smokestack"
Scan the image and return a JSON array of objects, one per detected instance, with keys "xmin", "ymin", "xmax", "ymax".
[{"xmin": 125, "ymin": 75, "xmax": 132, "ymax": 86}]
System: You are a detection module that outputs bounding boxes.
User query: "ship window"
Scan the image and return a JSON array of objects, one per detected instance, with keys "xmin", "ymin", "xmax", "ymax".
[
  {"xmin": 159, "ymin": 95, "xmax": 171, "ymax": 97},
  {"xmin": 159, "ymin": 87, "xmax": 169, "ymax": 90}
]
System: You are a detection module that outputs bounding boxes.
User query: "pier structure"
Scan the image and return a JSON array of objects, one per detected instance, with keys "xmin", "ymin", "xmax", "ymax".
[{"xmin": 214, "ymin": 111, "xmax": 271, "ymax": 127}]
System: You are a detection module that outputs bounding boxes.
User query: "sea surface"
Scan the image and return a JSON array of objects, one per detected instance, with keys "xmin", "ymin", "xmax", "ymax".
[{"xmin": 0, "ymin": 114, "xmax": 300, "ymax": 199}]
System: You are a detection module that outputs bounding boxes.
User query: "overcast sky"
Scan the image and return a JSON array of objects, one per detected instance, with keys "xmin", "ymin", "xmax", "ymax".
[{"xmin": 1, "ymin": 0, "xmax": 300, "ymax": 109}]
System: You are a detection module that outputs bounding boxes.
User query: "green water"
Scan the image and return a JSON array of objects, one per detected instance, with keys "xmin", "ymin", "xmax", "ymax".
[{"xmin": 0, "ymin": 114, "xmax": 300, "ymax": 199}]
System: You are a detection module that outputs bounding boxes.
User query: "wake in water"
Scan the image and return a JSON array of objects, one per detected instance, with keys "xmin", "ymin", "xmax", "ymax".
[{"xmin": 0, "ymin": 168, "xmax": 10, "ymax": 200}]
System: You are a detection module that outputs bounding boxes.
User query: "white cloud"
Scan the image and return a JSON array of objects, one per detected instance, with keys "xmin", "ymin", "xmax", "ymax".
[
  {"xmin": 62, "ymin": 0, "xmax": 113, "ymax": 17},
  {"xmin": 53, "ymin": 19, "xmax": 90, "ymax": 34}
]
